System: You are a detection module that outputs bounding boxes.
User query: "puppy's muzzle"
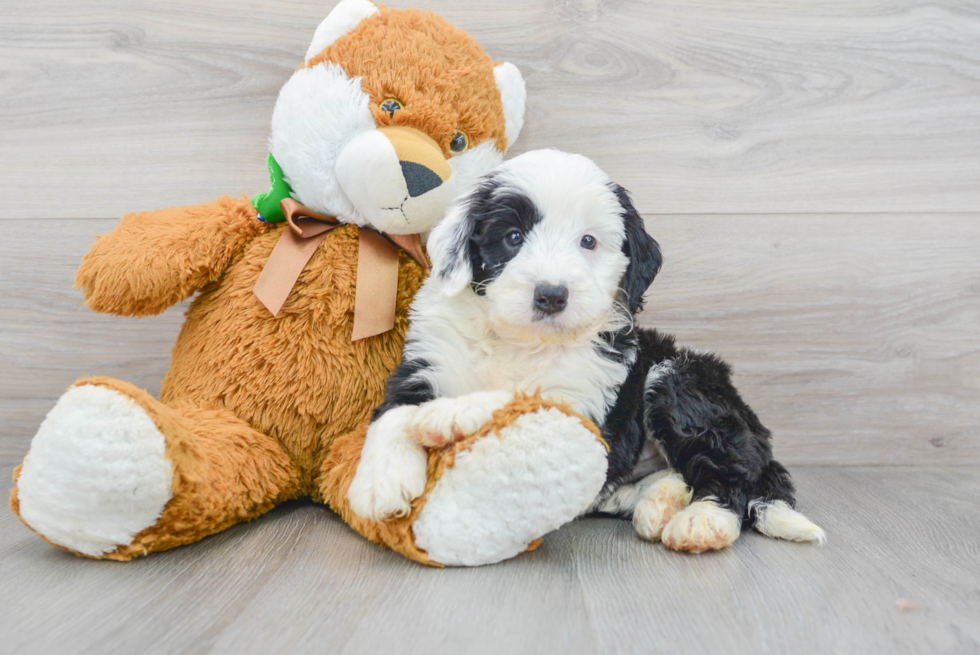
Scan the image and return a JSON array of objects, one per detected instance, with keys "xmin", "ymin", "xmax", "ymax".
[
  {"xmin": 335, "ymin": 126, "xmax": 455, "ymax": 235},
  {"xmin": 533, "ymin": 283, "xmax": 568, "ymax": 315}
]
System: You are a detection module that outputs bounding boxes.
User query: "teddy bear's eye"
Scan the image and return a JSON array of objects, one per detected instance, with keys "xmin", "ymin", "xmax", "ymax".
[
  {"xmin": 380, "ymin": 98, "xmax": 402, "ymax": 118},
  {"xmin": 450, "ymin": 131, "xmax": 469, "ymax": 154}
]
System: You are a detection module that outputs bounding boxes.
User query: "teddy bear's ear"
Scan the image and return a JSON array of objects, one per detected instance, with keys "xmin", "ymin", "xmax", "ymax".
[
  {"xmin": 305, "ymin": 0, "xmax": 379, "ymax": 61},
  {"xmin": 494, "ymin": 63, "xmax": 527, "ymax": 150}
]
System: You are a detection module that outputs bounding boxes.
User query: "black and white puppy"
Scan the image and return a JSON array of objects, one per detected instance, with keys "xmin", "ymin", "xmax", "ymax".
[{"xmin": 349, "ymin": 149, "xmax": 824, "ymax": 552}]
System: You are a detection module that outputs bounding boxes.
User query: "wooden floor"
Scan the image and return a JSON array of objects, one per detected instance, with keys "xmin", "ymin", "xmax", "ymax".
[
  {"xmin": 2, "ymin": 0, "xmax": 979, "ymax": 653},
  {"xmin": 2, "ymin": 466, "xmax": 978, "ymax": 655}
]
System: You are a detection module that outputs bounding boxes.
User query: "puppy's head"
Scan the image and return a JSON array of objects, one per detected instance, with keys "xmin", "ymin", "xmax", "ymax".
[{"xmin": 427, "ymin": 149, "xmax": 662, "ymax": 343}]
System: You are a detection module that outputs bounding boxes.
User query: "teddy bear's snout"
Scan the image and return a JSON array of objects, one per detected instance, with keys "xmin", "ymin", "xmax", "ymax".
[{"xmin": 335, "ymin": 126, "xmax": 455, "ymax": 236}]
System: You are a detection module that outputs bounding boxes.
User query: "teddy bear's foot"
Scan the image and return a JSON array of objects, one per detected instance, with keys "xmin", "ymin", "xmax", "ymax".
[
  {"xmin": 13, "ymin": 378, "xmax": 303, "ymax": 560},
  {"xmin": 14, "ymin": 385, "xmax": 174, "ymax": 557},
  {"xmin": 412, "ymin": 404, "xmax": 608, "ymax": 566},
  {"xmin": 661, "ymin": 499, "xmax": 741, "ymax": 553}
]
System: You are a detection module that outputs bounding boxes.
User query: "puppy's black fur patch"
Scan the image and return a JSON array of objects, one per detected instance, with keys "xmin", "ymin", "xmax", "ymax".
[
  {"xmin": 373, "ymin": 357, "xmax": 435, "ymax": 421},
  {"xmin": 610, "ymin": 184, "xmax": 663, "ymax": 313},
  {"xmin": 467, "ymin": 184, "xmax": 541, "ymax": 294},
  {"xmin": 599, "ymin": 332, "xmax": 798, "ymax": 529},
  {"xmin": 597, "ymin": 329, "xmax": 675, "ymax": 485},
  {"xmin": 583, "ymin": 185, "xmax": 796, "ymax": 529},
  {"xmin": 433, "ymin": 175, "xmax": 542, "ymax": 295}
]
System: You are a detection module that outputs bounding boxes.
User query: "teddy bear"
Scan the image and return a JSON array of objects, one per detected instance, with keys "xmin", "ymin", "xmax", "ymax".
[{"xmin": 9, "ymin": 0, "xmax": 610, "ymax": 567}]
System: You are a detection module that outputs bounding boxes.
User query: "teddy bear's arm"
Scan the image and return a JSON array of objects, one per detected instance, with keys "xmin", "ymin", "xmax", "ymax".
[{"xmin": 76, "ymin": 196, "xmax": 268, "ymax": 316}]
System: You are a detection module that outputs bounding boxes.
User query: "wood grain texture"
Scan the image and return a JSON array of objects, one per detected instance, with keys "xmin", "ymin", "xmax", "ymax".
[
  {"xmin": 646, "ymin": 214, "xmax": 980, "ymax": 466},
  {"xmin": 2, "ymin": 0, "xmax": 979, "ymax": 218},
  {"xmin": 1, "ymin": 214, "xmax": 977, "ymax": 467},
  {"xmin": 2, "ymin": 466, "xmax": 978, "ymax": 654}
]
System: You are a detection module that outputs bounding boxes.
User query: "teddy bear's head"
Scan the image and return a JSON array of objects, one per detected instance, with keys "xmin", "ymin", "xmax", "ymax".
[{"xmin": 267, "ymin": 0, "xmax": 526, "ymax": 235}]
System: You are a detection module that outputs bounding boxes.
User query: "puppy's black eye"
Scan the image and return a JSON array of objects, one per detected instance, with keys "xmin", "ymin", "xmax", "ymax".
[
  {"xmin": 581, "ymin": 235, "xmax": 597, "ymax": 250},
  {"xmin": 505, "ymin": 229, "xmax": 523, "ymax": 247},
  {"xmin": 450, "ymin": 131, "xmax": 469, "ymax": 154}
]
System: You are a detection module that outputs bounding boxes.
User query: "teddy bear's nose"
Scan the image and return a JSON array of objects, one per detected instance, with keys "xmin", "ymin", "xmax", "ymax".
[
  {"xmin": 400, "ymin": 161, "xmax": 444, "ymax": 197},
  {"xmin": 335, "ymin": 125, "xmax": 456, "ymax": 234},
  {"xmin": 379, "ymin": 126, "xmax": 452, "ymax": 197}
]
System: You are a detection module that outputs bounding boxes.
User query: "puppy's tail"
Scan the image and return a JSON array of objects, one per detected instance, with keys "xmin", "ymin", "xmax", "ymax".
[{"xmin": 747, "ymin": 461, "xmax": 826, "ymax": 545}]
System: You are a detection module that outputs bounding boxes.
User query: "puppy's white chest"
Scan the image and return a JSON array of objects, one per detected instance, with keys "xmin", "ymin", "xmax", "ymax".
[
  {"xmin": 479, "ymin": 347, "xmax": 558, "ymax": 391},
  {"xmin": 474, "ymin": 342, "xmax": 626, "ymax": 419}
]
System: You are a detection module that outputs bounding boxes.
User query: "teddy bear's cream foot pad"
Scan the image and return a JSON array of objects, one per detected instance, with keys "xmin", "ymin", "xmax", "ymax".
[
  {"xmin": 15, "ymin": 385, "xmax": 174, "ymax": 557},
  {"xmin": 413, "ymin": 407, "xmax": 608, "ymax": 567}
]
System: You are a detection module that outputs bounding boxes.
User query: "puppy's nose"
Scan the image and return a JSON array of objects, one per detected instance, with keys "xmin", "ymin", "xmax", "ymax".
[
  {"xmin": 400, "ymin": 161, "xmax": 443, "ymax": 197},
  {"xmin": 534, "ymin": 284, "xmax": 568, "ymax": 315}
]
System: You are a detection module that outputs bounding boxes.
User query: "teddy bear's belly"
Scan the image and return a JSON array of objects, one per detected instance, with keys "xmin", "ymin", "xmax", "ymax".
[{"xmin": 159, "ymin": 226, "xmax": 423, "ymax": 485}]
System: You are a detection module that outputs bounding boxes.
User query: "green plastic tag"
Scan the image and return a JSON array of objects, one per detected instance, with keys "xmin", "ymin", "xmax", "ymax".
[{"xmin": 252, "ymin": 154, "xmax": 293, "ymax": 222}]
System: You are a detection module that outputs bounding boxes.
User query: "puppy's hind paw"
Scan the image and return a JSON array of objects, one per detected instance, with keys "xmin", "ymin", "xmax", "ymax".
[
  {"xmin": 633, "ymin": 472, "xmax": 692, "ymax": 542},
  {"xmin": 662, "ymin": 500, "xmax": 741, "ymax": 553}
]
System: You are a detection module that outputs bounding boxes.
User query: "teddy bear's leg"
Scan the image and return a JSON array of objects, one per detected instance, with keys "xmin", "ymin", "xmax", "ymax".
[
  {"xmin": 11, "ymin": 377, "xmax": 301, "ymax": 561},
  {"xmin": 318, "ymin": 394, "xmax": 609, "ymax": 567}
]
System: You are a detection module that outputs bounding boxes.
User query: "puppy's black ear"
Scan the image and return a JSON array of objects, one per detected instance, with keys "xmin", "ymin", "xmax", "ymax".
[{"xmin": 611, "ymin": 183, "xmax": 663, "ymax": 313}]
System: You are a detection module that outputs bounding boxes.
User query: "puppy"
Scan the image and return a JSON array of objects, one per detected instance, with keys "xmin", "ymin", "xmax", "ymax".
[{"xmin": 349, "ymin": 149, "xmax": 824, "ymax": 552}]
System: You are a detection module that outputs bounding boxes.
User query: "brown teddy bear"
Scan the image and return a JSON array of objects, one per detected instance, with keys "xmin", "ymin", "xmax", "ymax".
[{"xmin": 10, "ymin": 0, "xmax": 608, "ymax": 567}]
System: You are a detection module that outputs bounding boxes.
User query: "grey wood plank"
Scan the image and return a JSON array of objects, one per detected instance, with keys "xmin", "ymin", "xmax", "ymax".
[
  {"xmin": 645, "ymin": 214, "xmax": 980, "ymax": 466},
  {"xmin": 0, "ymin": 218, "xmax": 186, "ymax": 466},
  {"xmin": 2, "ymin": 466, "xmax": 978, "ymax": 654},
  {"xmin": 2, "ymin": 0, "xmax": 979, "ymax": 219},
  {"xmin": 2, "ymin": 215, "xmax": 977, "ymax": 467}
]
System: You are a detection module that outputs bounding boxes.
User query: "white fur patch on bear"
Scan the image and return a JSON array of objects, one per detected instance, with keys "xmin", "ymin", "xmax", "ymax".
[
  {"xmin": 493, "ymin": 62, "xmax": 526, "ymax": 147},
  {"xmin": 413, "ymin": 407, "xmax": 607, "ymax": 566},
  {"xmin": 16, "ymin": 385, "xmax": 174, "ymax": 557},
  {"xmin": 305, "ymin": 0, "xmax": 379, "ymax": 61},
  {"xmin": 447, "ymin": 141, "xmax": 504, "ymax": 202},
  {"xmin": 270, "ymin": 62, "xmax": 376, "ymax": 223}
]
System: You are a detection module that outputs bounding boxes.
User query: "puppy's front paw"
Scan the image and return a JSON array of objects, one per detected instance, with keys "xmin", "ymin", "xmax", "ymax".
[
  {"xmin": 348, "ymin": 439, "xmax": 428, "ymax": 522},
  {"xmin": 406, "ymin": 394, "xmax": 507, "ymax": 448},
  {"xmin": 633, "ymin": 472, "xmax": 692, "ymax": 542},
  {"xmin": 661, "ymin": 500, "xmax": 741, "ymax": 553}
]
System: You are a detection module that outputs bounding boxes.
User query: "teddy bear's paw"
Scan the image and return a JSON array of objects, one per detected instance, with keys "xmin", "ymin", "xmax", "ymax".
[
  {"xmin": 349, "ymin": 407, "xmax": 429, "ymax": 521},
  {"xmin": 15, "ymin": 385, "xmax": 174, "ymax": 557},
  {"xmin": 633, "ymin": 471, "xmax": 693, "ymax": 542},
  {"xmin": 661, "ymin": 499, "xmax": 741, "ymax": 553},
  {"xmin": 413, "ymin": 406, "xmax": 608, "ymax": 566},
  {"xmin": 405, "ymin": 391, "xmax": 512, "ymax": 448}
]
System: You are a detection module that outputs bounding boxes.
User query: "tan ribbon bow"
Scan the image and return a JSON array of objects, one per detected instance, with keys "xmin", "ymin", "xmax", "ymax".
[{"xmin": 253, "ymin": 198, "xmax": 429, "ymax": 341}]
